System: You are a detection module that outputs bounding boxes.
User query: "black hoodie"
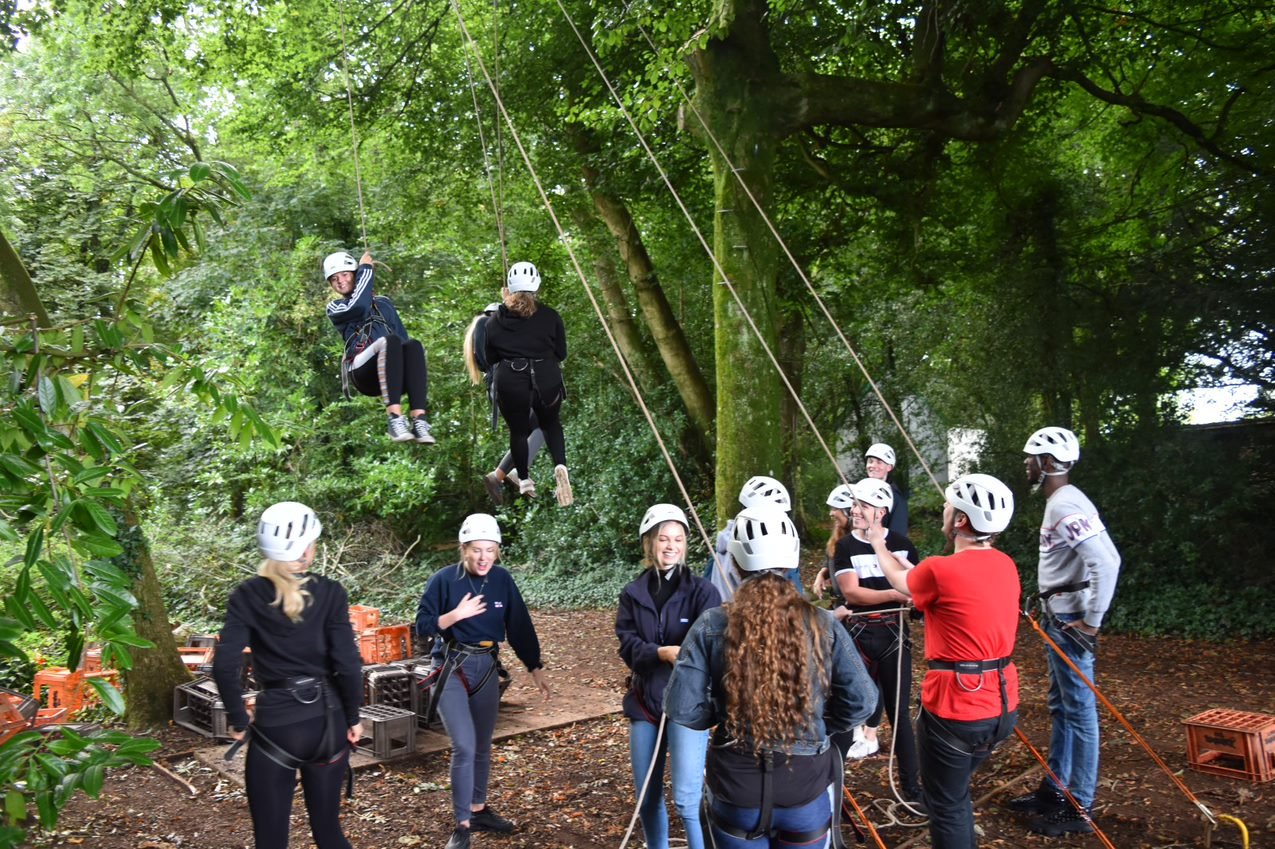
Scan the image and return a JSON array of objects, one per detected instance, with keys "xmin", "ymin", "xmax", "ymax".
[{"xmin": 213, "ymin": 574, "xmax": 363, "ymax": 729}]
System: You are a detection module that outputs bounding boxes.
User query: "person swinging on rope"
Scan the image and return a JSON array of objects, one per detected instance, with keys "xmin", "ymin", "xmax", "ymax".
[
  {"xmin": 463, "ymin": 301, "xmax": 546, "ymax": 504},
  {"xmin": 324, "ymin": 250, "xmax": 435, "ymax": 444},
  {"xmin": 483, "ymin": 261, "xmax": 572, "ymax": 506}
]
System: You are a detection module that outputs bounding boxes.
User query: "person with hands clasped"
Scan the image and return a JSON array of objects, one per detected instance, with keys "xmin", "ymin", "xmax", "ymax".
[
  {"xmin": 324, "ymin": 249, "xmax": 434, "ymax": 444},
  {"xmin": 213, "ymin": 501, "xmax": 364, "ymax": 849},
  {"xmin": 415, "ymin": 514, "xmax": 552, "ymax": 849},
  {"xmin": 616, "ymin": 504, "xmax": 721, "ymax": 849},
  {"xmin": 865, "ymin": 474, "xmax": 1021, "ymax": 849}
]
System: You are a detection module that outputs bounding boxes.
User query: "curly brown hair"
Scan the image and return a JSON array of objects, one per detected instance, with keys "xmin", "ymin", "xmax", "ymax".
[
  {"xmin": 723, "ymin": 572, "xmax": 829, "ymax": 750},
  {"xmin": 504, "ymin": 291, "xmax": 538, "ymax": 317}
]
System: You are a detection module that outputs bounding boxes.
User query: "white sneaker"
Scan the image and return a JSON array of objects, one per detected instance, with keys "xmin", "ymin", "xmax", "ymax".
[
  {"xmin": 846, "ymin": 737, "xmax": 880, "ymax": 759},
  {"xmin": 507, "ymin": 469, "xmax": 521, "ymax": 488},
  {"xmin": 410, "ymin": 416, "xmax": 435, "ymax": 444},
  {"xmin": 553, "ymin": 465, "xmax": 573, "ymax": 507},
  {"xmin": 519, "ymin": 477, "xmax": 536, "ymax": 498},
  {"xmin": 387, "ymin": 414, "xmax": 414, "ymax": 443}
]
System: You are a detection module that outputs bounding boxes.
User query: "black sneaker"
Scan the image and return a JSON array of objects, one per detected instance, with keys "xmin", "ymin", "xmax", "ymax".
[
  {"xmin": 469, "ymin": 807, "xmax": 515, "ymax": 833},
  {"xmin": 444, "ymin": 826, "xmax": 471, "ymax": 849},
  {"xmin": 1029, "ymin": 806, "xmax": 1095, "ymax": 836},
  {"xmin": 1006, "ymin": 781, "xmax": 1066, "ymax": 815}
]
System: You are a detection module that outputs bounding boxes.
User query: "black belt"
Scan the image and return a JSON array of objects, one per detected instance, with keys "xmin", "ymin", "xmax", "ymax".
[
  {"xmin": 928, "ymin": 657, "xmax": 1012, "ymax": 674},
  {"xmin": 1040, "ymin": 580, "xmax": 1088, "ymax": 601}
]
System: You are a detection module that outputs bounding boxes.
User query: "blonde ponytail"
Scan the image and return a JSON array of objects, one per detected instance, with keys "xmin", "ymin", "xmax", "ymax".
[
  {"xmin": 258, "ymin": 559, "xmax": 313, "ymax": 622},
  {"xmin": 463, "ymin": 315, "xmax": 485, "ymax": 386}
]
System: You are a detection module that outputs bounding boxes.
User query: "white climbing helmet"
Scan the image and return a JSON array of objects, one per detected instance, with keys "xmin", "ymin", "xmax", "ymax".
[
  {"xmin": 323, "ymin": 251, "xmax": 358, "ymax": 281},
  {"xmin": 459, "ymin": 513, "xmax": 502, "ymax": 545},
  {"xmin": 851, "ymin": 478, "xmax": 894, "ymax": 511},
  {"xmin": 639, "ymin": 503, "xmax": 689, "ymax": 538},
  {"xmin": 945, "ymin": 474, "xmax": 1014, "ymax": 535},
  {"xmin": 727, "ymin": 505, "xmax": 800, "ymax": 573},
  {"xmin": 257, "ymin": 501, "xmax": 323, "ymax": 561},
  {"xmin": 1023, "ymin": 427, "xmax": 1080, "ymax": 464},
  {"xmin": 826, "ymin": 484, "xmax": 855, "ymax": 510},
  {"xmin": 865, "ymin": 443, "xmax": 896, "ymax": 466},
  {"xmin": 738, "ymin": 475, "xmax": 792, "ymax": 512},
  {"xmin": 506, "ymin": 261, "xmax": 541, "ymax": 293}
]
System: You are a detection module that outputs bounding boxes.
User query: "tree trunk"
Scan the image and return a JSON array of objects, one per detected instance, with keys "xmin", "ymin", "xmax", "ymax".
[
  {"xmin": 116, "ymin": 505, "xmax": 190, "ymax": 729},
  {"xmin": 0, "ymin": 228, "xmax": 51, "ymax": 327},
  {"xmin": 579, "ymin": 164, "xmax": 717, "ymax": 450},
  {"xmin": 567, "ymin": 202, "xmax": 664, "ymax": 394},
  {"xmin": 690, "ymin": 2, "xmax": 787, "ymax": 523}
]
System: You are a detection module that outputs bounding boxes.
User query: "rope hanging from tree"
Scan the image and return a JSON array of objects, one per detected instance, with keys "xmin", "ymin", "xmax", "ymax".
[{"xmin": 338, "ymin": 2, "xmax": 371, "ymax": 253}]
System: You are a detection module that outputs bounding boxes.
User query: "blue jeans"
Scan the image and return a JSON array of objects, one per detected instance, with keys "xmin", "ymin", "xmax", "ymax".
[
  {"xmin": 708, "ymin": 784, "xmax": 834, "ymax": 849},
  {"xmin": 1044, "ymin": 615, "xmax": 1100, "ymax": 809},
  {"xmin": 630, "ymin": 718, "xmax": 709, "ymax": 849}
]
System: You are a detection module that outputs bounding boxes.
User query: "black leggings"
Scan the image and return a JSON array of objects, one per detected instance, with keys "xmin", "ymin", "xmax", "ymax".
[
  {"xmin": 845, "ymin": 620, "xmax": 922, "ymax": 795},
  {"xmin": 350, "ymin": 335, "xmax": 429, "ymax": 411},
  {"xmin": 245, "ymin": 715, "xmax": 352, "ymax": 849},
  {"xmin": 494, "ymin": 363, "xmax": 566, "ymax": 478}
]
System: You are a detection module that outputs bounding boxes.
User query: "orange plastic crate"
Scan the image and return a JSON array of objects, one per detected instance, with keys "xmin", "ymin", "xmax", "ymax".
[
  {"xmin": 34, "ymin": 668, "xmax": 85, "ymax": 712},
  {"xmin": 358, "ymin": 624, "xmax": 411, "ymax": 664},
  {"xmin": 0, "ymin": 696, "xmax": 29, "ymax": 745},
  {"xmin": 349, "ymin": 605, "xmax": 381, "ymax": 632},
  {"xmin": 33, "ymin": 707, "xmax": 67, "ymax": 727},
  {"xmin": 1185, "ymin": 708, "xmax": 1275, "ymax": 783}
]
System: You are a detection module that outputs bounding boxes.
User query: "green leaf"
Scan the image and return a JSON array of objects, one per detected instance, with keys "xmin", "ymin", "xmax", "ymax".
[
  {"xmin": 12, "ymin": 405, "xmax": 46, "ymax": 440},
  {"xmin": 84, "ymin": 680, "xmax": 124, "ymax": 718},
  {"xmin": 64, "ymin": 631, "xmax": 84, "ymax": 672},
  {"xmin": 0, "ymin": 454, "xmax": 40, "ymax": 477},
  {"xmin": 70, "ymin": 532, "xmax": 123, "ymax": 558},
  {"xmin": 84, "ymin": 422, "xmax": 125, "ymax": 456},
  {"xmin": 5, "ymin": 595, "xmax": 36, "ymax": 630},
  {"xmin": 37, "ymin": 376, "xmax": 58, "ymax": 416},
  {"xmin": 24, "ymin": 527, "xmax": 44, "ymax": 570},
  {"xmin": 4, "ymin": 790, "xmax": 24, "ymax": 823},
  {"xmin": 0, "ymin": 616, "xmax": 24, "ymax": 641},
  {"xmin": 26, "ymin": 592, "xmax": 59, "ymax": 630},
  {"xmin": 34, "ymin": 790, "xmax": 55, "ymax": 829},
  {"xmin": 90, "ymin": 583, "xmax": 138, "ymax": 610},
  {"xmin": 189, "ymin": 161, "xmax": 211, "ymax": 182},
  {"xmin": 75, "ymin": 500, "xmax": 118, "ymax": 535}
]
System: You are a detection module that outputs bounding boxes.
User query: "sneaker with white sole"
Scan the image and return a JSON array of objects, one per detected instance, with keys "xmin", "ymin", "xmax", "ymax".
[
  {"xmin": 507, "ymin": 469, "xmax": 521, "ymax": 488},
  {"xmin": 483, "ymin": 472, "xmax": 505, "ymax": 505},
  {"xmin": 553, "ymin": 464, "xmax": 573, "ymax": 507},
  {"xmin": 519, "ymin": 477, "xmax": 536, "ymax": 498},
  {"xmin": 410, "ymin": 416, "xmax": 435, "ymax": 444},
  {"xmin": 387, "ymin": 414, "xmax": 414, "ymax": 443},
  {"xmin": 846, "ymin": 737, "xmax": 880, "ymax": 759}
]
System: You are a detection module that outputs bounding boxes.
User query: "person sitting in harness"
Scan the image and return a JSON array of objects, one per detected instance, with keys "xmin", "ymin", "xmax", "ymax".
[
  {"xmin": 324, "ymin": 250, "xmax": 435, "ymax": 444},
  {"xmin": 665, "ymin": 505, "xmax": 876, "ymax": 849}
]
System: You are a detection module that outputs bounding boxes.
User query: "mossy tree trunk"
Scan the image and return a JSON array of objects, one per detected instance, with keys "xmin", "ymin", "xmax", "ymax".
[
  {"xmin": 116, "ymin": 506, "xmax": 190, "ymax": 729},
  {"xmin": 0, "ymin": 228, "xmax": 51, "ymax": 326}
]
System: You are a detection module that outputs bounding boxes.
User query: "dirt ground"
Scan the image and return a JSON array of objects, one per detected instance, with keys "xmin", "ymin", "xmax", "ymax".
[{"xmin": 28, "ymin": 607, "xmax": 1275, "ymax": 849}]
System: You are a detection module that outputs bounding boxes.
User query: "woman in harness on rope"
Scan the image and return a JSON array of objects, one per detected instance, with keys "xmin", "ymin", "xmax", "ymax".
[
  {"xmin": 617, "ymin": 503, "xmax": 721, "ymax": 849},
  {"xmin": 415, "ymin": 513, "xmax": 552, "ymax": 849},
  {"xmin": 212, "ymin": 501, "xmax": 364, "ymax": 849},
  {"xmin": 463, "ymin": 300, "xmax": 546, "ymax": 504},
  {"xmin": 324, "ymin": 250, "xmax": 435, "ymax": 444},
  {"xmin": 665, "ymin": 505, "xmax": 876, "ymax": 849},
  {"xmin": 867, "ymin": 474, "xmax": 1020, "ymax": 849},
  {"xmin": 483, "ymin": 261, "xmax": 572, "ymax": 506}
]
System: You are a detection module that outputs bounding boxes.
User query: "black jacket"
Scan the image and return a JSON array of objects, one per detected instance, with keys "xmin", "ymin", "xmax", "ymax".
[{"xmin": 213, "ymin": 574, "xmax": 363, "ymax": 729}]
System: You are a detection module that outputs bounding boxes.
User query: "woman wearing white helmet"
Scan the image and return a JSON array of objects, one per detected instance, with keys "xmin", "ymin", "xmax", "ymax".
[
  {"xmin": 462, "ymin": 300, "xmax": 546, "ymax": 504},
  {"xmin": 666, "ymin": 506, "xmax": 876, "ymax": 848},
  {"xmin": 483, "ymin": 261, "xmax": 573, "ymax": 506},
  {"xmin": 706, "ymin": 475, "xmax": 801, "ymax": 602},
  {"xmin": 617, "ymin": 504, "xmax": 721, "ymax": 849},
  {"xmin": 212, "ymin": 501, "xmax": 364, "ymax": 849},
  {"xmin": 324, "ymin": 249, "xmax": 435, "ymax": 445},
  {"xmin": 865, "ymin": 473, "xmax": 1021, "ymax": 849},
  {"xmin": 415, "ymin": 514, "xmax": 552, "ymax": 849}
]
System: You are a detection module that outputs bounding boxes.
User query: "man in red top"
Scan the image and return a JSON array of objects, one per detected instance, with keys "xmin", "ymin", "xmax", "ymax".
[{"xmin": 866, "ymin": 473, "xmax": 1019, "ymax": 849}]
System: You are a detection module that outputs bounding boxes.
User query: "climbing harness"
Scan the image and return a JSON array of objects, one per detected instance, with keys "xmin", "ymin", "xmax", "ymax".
[
  {"xmin": 223, "ymin": 675, "xmax": 355, "ymax": 799},
  {"xmin": 416, "ymin": 639, "xmax": 500, "ymax": 731},
  {"xmin": 338, "ymin": 298, "xmax": 396, "ymax": 399}
]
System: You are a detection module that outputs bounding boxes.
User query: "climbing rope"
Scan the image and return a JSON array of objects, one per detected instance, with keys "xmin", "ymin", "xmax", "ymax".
[
  {"xmin": 457, "ymin": 2, "xmax": 508, "ymax": 273},
  {"xmin": 337, "ymin": 3, "xmax": 371, "ymax": 252}
]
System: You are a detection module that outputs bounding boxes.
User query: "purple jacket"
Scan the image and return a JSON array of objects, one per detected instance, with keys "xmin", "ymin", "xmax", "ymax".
[{"xmin": 616, "ymin": 567, "xmax": 720, "ymax": 721}]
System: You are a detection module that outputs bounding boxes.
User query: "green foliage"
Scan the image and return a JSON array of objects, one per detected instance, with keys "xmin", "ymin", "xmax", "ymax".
[{"xmin": 0, "ymin": 727, "xmax": 160, "ymax": 844}]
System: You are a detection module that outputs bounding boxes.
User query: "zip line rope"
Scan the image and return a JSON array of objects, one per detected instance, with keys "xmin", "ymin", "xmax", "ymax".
[
  {"xmin": 338, "ymin": 3, "xmax": 371, "ymax": 253},
  {"xmin": 458, "ymin": 15, "xmax": 508, "ymax": 273},
  {"xmin": 627, "ymin": 17, "xmax": 941, "ymax": 497},
  {"xmin": 552, "ymin": 0, "xmax": 849, "ymax": 496}
]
